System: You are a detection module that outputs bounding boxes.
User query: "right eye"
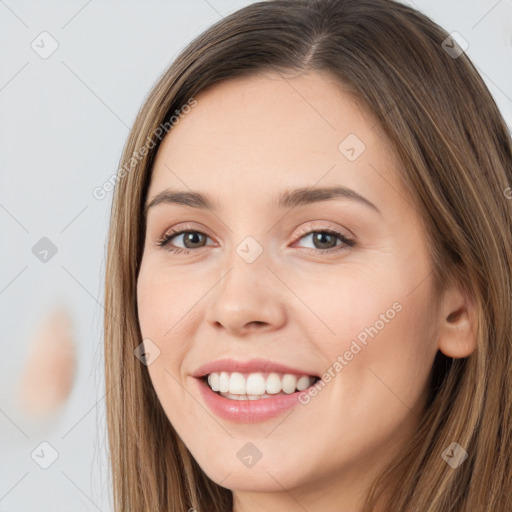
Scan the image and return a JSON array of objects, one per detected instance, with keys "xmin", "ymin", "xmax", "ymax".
[{"xmin": 156, "ymin": 229, "xmax": 213, "ymax": 254}]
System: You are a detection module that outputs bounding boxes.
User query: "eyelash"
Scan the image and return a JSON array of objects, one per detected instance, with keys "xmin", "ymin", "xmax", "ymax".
[{"xmin": 155, "ymin": 224, "xmax": 356, "ymax": 256}]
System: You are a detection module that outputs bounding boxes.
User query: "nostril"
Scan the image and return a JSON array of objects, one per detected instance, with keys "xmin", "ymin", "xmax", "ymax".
[{"xmin": 247, "ymin": 320, "xmax": 267, "ymax": 328}]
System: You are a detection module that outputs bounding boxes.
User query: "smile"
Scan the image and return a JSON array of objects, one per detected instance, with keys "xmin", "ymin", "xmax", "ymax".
[
  {"xmin": 205, "ymin": 371, "xmax": 318, "ymax": 400},
  {"xmin": 192, "ymin": 359, "xmax": 321, "ymax": 422}
]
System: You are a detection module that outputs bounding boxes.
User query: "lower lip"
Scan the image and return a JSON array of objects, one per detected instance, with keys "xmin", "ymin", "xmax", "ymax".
[{"xmin": 195, "ymin": 377, "xmax": 306, "ymax": 423}]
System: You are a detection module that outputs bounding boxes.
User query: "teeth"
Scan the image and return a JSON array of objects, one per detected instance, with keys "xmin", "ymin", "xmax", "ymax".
[
  {"xmin": 266, "ymin": 373, "xmax": 282, "ymax": 394},
  {"xmin": 282, "ymin": 374, "xmax": 297, "ymax": 394},
  {"xmin": 219, "ymin": 372, "xmax": 230, "ymax": 393},
  {"xmin": 246, "ymin": 373, "xmax": 266, "ymax": 395},
  {"xmin": 296, "ymin": 375, "xmax": 311, "ymax": 391},
  {"xmin": 206, "ymin": 371, "xmax": 316, "ymax": 398},
  {"xmin": 208, "ymin": 372, "xmax": 220, "ymax": 392},
  {"xmin": 229, "ymin": 372, "xmax": 246, "ymax": 394}
]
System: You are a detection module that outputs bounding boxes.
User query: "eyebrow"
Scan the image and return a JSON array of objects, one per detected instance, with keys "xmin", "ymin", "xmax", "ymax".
[{"xmin": 144, "ymin": 185, "xmax": 381, "ymax": 216}]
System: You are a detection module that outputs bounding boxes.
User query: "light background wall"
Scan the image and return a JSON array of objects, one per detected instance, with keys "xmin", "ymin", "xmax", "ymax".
[{"xmin": 0, "ymin": 1, "xmax": 511, "ymax": 510}]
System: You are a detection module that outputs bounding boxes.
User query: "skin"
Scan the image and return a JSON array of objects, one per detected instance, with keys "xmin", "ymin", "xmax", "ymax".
[{"xmin": 136, "ymin": 70, "xmax": 477, "ymax": 512}]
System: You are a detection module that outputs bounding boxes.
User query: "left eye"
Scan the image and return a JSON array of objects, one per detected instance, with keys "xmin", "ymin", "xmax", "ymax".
[
  {"xmin": 293, "ymin": 229, "xmax": 355, "ymax": 252},
  {"xmin": 156, "ymin": 227, "xmax": 355, "ymax": 254}
]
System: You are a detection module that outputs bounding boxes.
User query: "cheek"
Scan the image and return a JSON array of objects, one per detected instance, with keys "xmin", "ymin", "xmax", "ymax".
[
  {"xmin": 311, "ymin": 249, "xmax": 436, "ymax": 404},
  {"xmin": 295, "ymin": 272, "xmax": 437, "ymax": 473},
  {"xmin": 136, "ymin": 259, "xmax": 196, "ymax": 343},
  {"xmin": 136, "ymin": 262, "xmax": 193, "ymax": 416},
  {"xmin": 136, "ymin": 262, "xmax": 190, "ymax": 390}
]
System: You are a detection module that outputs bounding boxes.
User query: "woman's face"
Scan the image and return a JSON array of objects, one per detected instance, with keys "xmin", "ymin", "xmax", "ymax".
[{"xmin": 137, "ymin": 71, "xmax": 440, "ymax": 509}]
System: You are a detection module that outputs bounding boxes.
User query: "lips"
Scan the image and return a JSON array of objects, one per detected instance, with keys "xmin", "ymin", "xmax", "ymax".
[
  {"xmin": 192, "ymin": 358, "xmax": 320, "ymax": 422},
  {"xmin": 192, "ymin": 358, "xmax": 320, "ymax": 379},
  {"xmin": 207, "ymin": 371, "xmax": 317, "ymax": 397}
]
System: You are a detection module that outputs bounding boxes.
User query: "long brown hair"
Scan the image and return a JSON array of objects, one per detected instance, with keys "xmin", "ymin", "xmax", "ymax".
[{"xmin": 104, "ymin": 1, "xmax": 512, "ymax": 510}]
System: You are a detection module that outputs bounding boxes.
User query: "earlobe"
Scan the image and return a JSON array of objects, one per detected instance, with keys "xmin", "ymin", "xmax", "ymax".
[{"xmin": 437, "ymin": 283, "xmax": 478, "ymax": 359}]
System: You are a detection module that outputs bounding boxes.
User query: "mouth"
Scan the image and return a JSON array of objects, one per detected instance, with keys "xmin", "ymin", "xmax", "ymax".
[
  {"xmin": 193, "ymin": 358, "xmax": 322, "ymax": 422},
  {"xmin": 202, "ymin": 371, "xmax": 321, "ymax": 401}
]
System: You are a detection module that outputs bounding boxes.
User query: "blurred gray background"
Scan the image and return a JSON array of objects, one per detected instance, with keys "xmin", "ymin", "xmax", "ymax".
[{"xmin": 0, "ymin": 0, "xmax": 511, "ymax": 510}]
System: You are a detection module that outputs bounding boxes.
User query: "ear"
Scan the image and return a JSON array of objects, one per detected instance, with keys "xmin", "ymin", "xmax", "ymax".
[{"xmin": 436, "ymin": 281, "xmax": 477, "ymax": 359}]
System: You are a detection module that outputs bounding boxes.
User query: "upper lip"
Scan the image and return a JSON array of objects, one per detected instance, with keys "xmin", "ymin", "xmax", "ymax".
[{"xmin": 192, "ymin": 358, "xmax": 320, "ymax": 378}]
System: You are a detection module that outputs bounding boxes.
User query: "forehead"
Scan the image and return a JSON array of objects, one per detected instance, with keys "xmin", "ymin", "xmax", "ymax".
[
  {"xmin": 148, "ymin": 70, "xmax": 406, "ymax": 214},
  {"xmin": 160, "ymin": 70, "xmax": 379, "ymax": 153}
]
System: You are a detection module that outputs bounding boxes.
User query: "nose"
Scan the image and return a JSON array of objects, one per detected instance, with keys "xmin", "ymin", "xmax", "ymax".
[{"xmin": 204, "ymin": 252, "xmax": 287, "ymax": 337}]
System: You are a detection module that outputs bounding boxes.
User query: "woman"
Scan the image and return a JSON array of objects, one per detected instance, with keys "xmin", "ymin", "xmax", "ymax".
[{"xmin": 103, "ymin": 0, "xmax": 512, "ymax": 510}]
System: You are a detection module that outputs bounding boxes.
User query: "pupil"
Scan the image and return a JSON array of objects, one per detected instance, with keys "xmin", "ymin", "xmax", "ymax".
[
  {"xmin": 185, "ymin": 232, "xmax": 204, "ymax": 248},
  {"xmin": 315, "ymin": 232, "xmax": 334, "ymax": 248}
]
